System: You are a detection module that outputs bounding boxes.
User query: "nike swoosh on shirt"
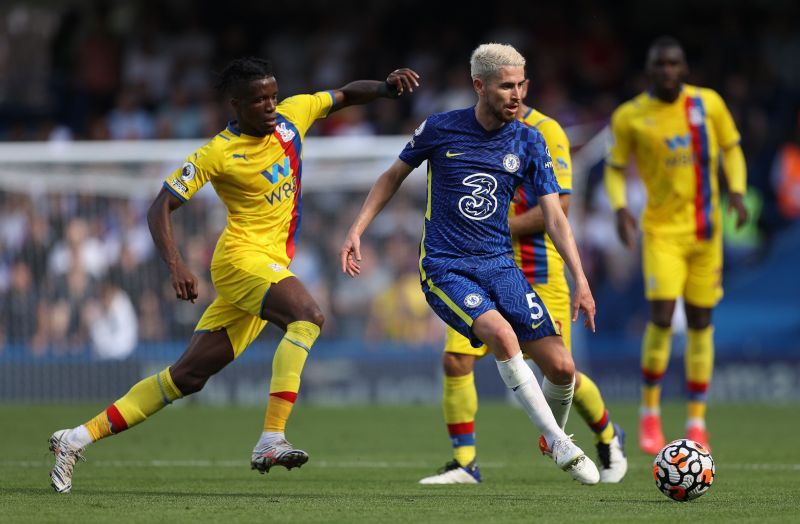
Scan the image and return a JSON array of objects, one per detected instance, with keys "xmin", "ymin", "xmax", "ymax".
[
  {"xmin": 445, "ymin": 151, "xmax": 465, "ymax": 157},
  {"xmin": 531, "ymin": 320, "xmax": 546, "ymax": 329}
]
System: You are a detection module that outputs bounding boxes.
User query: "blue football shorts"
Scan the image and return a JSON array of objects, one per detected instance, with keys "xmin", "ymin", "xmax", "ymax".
[{"xmin": 421, "ymin": 256, "xmax": 558, "ymax": 348}]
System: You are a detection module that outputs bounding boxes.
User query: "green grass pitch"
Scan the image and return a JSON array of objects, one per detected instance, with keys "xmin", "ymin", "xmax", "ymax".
[{"xmin": 1, "ymin": 402, "xmax": 797, "ymax": 522}]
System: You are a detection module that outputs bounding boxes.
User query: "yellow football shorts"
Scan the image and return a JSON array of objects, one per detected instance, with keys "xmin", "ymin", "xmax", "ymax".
[
  {"xmin": 195, "ymin": 253, "xmax": 295, "ymax": 357},
  {"xmin": 642, "ymin": 232, "xmax": 723, "ymax": 308},
  {"xmin": 444, "ymin": 279, "xmax": 571, "ymax": 356}
]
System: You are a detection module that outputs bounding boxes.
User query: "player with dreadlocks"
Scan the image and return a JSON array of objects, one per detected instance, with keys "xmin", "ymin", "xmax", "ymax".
[{"xmin": 47, "ymin": 56, "xmax": 420, "ymax": 493}]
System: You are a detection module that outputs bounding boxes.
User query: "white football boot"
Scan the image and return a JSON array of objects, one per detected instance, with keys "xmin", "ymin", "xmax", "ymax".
[
  {"xmin": 419, "ymin": 459, "xmax": 481, "ymax": 484},
  {"xmin": 49, "ymin": 429, "xmax": 85, "ymax": 493},
  {"xmin": 251, "ymin": 438, "xmax": 308, "ymax": 474},
  {"xmin": 551, "ymin": 437, "xmax": 600, "ymax": 485},
  {"xmin": 597, "ymin": 423, "xmax": 628, "ymax": 483}
]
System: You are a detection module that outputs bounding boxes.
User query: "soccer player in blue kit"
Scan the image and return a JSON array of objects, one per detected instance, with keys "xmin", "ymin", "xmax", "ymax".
[{"xmin": 341, "ymin": 43, "xmax": 600, "ymax": 484}]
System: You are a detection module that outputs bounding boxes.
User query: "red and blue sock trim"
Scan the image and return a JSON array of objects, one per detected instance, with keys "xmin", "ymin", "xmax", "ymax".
[{"xmin": 447, "ymin": 421, "xmax": 476, "ymax": 447}]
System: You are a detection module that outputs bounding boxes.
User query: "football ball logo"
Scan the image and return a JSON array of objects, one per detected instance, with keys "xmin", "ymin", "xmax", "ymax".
[{"xmin": 653, "ymin": 439, "xmax": 715, "ymax": 502}]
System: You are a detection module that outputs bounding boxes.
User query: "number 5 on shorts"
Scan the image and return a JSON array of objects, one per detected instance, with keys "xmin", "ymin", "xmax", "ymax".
[{"xmin": 526, "ymin": 292, "xmax": 544, "ymax": 321}]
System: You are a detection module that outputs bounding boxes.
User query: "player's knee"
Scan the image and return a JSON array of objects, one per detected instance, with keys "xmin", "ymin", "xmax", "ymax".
[
  {"xmin": 686, "ymin": 306, "xmax": 712, "ymax": 330},
  {"xmin": 484, "ymin": 323, "xmax": 517, "ymax": 349},
  {"xmin": 170, "ymin": 368, "xmax": 210, "ymax": 395},
  {"xmin": 443, "ymin": 353, "xmax": 473, "ymax": 376},
  {"xmin": 303, "ymin": 306, "xmax": 325, "ymax": 329},
  {"xmin": 548, "ymin": 353, "xmax": 575, "ymax": 384},
  {"xmin": 650, "ymin": 301, "xmax": 675, "ymax": 327}
]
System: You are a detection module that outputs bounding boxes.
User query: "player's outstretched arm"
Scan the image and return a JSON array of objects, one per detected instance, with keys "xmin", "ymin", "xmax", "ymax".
[
  {"xmin": 341, "ymin": 159, "xmax": 415, "ymax": 277},
  {"xmin": 147, "ymin": 187, "xmax": 199, "ymax": 303},
  {"xmin": 539, "ymin": 193, "xmax": 596, "ymax": 332},
  {"xmin": 329, "ymin": 69, "xmax": 420, "ymax": 112}
]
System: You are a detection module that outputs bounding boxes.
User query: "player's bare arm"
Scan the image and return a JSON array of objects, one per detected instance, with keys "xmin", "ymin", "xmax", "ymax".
[
  {"xmin": 727, "ymin": 193, "xmax": 748, "ymax": 229},
  {"xmin": 508, "ymin": 194, "xmax": 570, "ymax": 237},
  {"xmin": 615, "ymin": 207, "xmax": 638, "ymax": 249},
  {"xmin": 340, "ymin": 159, "xmax": 415, "ymax": 277},
  {"xmin": 539, "ymin": 193, "xmax": 596, "ymax": 332},
  {"xmin": 147, "ymin": 187, "xmax": 199, "ymax": 303},
  {"xmin": 604, "ymin": 162, "xmax": 638, "ymax": 249},
  {"xmin": 330, "ymin": 68, "xmax": 420, "ymax": 112}
]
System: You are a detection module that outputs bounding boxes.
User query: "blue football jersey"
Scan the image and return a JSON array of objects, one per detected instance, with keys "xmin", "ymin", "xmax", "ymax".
[{"xmin": 399, "ymin": 108, "xmax": 560, "ymax": 278}]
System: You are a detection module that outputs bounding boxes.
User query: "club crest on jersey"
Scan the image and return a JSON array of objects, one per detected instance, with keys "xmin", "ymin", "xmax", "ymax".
[
  {"xmin": 464, "ymin": 293, "xmax": 483, "ymax": 308},
  {"xmin": 688, "ymin": 106, "xmax": 704, "ymax": 126},
  {"xmin": 276, "ymin": 122, "xmax": 296, "ymax": 143},
  {"xmin": 180, "ymin": 162, "xmax": 196, "ymax": 182},
  {"xmin": 503, "ymin": 154, "xmax": 520, "ymax": 173}
]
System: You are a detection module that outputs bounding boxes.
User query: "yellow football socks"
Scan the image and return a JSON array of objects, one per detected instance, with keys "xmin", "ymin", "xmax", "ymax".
[
  {"xmin": 84, "ymin": 367, "xmax": 183, "ymax": 441},
  {"xmin": 641, "ymin": 323, "xmax": 672, "ymax": 412},
  {"xmin": 263, "ymin": 321, "xmax": 320, "ymax": 433},
  {"xmin": 573, "ymin": 372, "xmax": 615, "ymax": 444},
  {"xmin": 443, "ymin": 372, "xmax": 478, "ymax": 467},
  {"xmin": 686, "ymin": 326, "xmax": 714, "ymax": 423}
]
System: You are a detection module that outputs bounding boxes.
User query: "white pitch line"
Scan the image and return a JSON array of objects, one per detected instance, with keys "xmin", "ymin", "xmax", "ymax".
[{"xmin": 3, "ymin": 460, "xmax": 800, "ymax": 471}]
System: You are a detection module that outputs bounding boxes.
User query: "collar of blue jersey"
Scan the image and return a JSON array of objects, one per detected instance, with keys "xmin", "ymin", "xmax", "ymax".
[{"xmin": 470, "ymin": 105, "xmax": 510, "ymax": 134}]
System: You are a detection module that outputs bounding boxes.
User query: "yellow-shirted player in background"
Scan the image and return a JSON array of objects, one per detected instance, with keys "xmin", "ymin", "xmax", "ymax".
[
  {"xmin": 604, "ymin": 37, "xmax": 748, "ymax": 454},
  {"xmin": 419, "ymin": 79, "xmax": 627, "ymax": 485},
  {"xmin": 47, "ymin": 57, "xmax": 420, "ymax": 493}
]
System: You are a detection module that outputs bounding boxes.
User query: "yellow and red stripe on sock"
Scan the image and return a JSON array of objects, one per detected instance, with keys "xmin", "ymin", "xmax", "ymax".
[
  {"xmin": 642, "ymin": 368, "xmax": 666, "ymax": 386},
  {"xmin": 105, "ymin": 404, "xmax": 129, "ymax": 434},
  {"xmin": 589, "ymin": 409, "xmax": 610, "ymax": 434},
  {"xmin": 264, "ymin": 391, "xmax": 298, "ymax": 433}
]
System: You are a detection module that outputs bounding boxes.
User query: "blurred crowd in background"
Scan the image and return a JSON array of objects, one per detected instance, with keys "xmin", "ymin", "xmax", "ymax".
[{"xmin": 1, "ymin": 0, "xmax": 799, "ymax": 358}]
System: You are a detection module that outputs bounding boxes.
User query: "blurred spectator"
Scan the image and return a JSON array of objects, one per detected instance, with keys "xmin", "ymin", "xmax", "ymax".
[
  {"xmin": 48, "ymin": 218, "xmax": 107, "ymax": 278},
  {"xmin": 107, "ymin": 90, "xmax": 156, "ymax": 140},
  {"xmin": 332, "ymin": 243, "xmax": 392, "ymax": 339},
  {"xmin": 18, "ymin": 213, "xmax": 53, "ymax": 284},
  {"xmin": 75, "ymin": 3, "xmax": 121, "ymax": 116},
  {"xmin": 365, "ymin": 272, "xmax": 442, "ymax": 347},
  {"xmin": 156, "ymin": 86, "xmax": 204, "ymax": 139},
  {"xmin": 83, "ymin": 281, "xmax": 137, "ymax": 359},
  {"xmin": 45, "ymin": 263, "xmax": 96, "ymax": 353},
  {"xmin": 0, "ymin": 261, "xmax": 39, "ymax": 348}
]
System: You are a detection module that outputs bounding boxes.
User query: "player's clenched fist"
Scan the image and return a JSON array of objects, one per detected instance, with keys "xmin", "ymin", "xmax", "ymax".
[{"xmin": 170, "ymin": 261, "xmax": 198, "ymax": 303}]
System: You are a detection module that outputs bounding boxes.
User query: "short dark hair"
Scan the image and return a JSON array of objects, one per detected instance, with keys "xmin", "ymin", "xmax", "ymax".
[
  {"xmin": 648, "ymin": 35, "xmax": 684, "ymax": 54},
  {"xmin": 215, "ymin": 57, "xmax": 275, "ymax": 95},
  {"xmin": 646, "ymin": 36, "xmax": 685, "ymax": 65}
]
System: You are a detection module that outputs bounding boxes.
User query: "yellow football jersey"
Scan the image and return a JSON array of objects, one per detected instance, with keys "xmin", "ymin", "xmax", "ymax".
[
  {"xmin": 163, "ymin": 91, "xmax": 335, "ymax": 266},
  {"xmin": 510, "ymin": 108, "xmax": 572, "ymax": 285},
  {"xmin": 606, "ymin": 84, "xmax": 740, "ymax": 239}
]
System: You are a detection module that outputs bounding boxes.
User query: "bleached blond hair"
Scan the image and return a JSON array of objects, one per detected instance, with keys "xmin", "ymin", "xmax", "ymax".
[{"xmin": 470, "ymin": 43, "xmax": 525, "ymax": 80}]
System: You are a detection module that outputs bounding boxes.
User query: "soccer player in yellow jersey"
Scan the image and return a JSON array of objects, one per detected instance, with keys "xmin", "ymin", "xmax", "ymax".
[
  {"xmin": 47, "ymin": 57, "xmax": 420, "ymax": 493},
  {"xmin": 418, "ymin": 79, "xmax": 627, "ymax": 485},
  {"xmin": 604, "ymin": 37, "xmax": 748, "ymax": 454}
]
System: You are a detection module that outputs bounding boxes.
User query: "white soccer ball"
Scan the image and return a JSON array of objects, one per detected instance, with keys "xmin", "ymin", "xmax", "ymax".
[{"xmin": 652, "ymin": 439, "xmax": 715, "ymax": 502}]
